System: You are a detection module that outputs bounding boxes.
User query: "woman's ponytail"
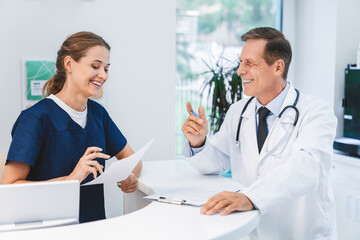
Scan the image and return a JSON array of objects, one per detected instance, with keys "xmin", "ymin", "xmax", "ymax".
[{"xmin": 42, "ymin": 71, "xmax": 66, "ymax": 97}]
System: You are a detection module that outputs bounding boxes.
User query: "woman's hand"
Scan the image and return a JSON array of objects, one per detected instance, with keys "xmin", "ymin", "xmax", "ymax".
[
  {"xmin": 115, "ymin": 144, "xmax": 142, "ymax": 193},
  {"xmin": 117, "ymin": 173, "xmax": 138, "ymax": 193},
  {"xmin": 68, "ymin": 147, "xmax": 110, "ymax": 183}
]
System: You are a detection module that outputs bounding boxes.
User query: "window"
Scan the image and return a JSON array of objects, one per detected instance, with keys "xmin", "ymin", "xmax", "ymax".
[{"xmin": 176, "ymin": 0, "xmax": 283, "ymax": 155}]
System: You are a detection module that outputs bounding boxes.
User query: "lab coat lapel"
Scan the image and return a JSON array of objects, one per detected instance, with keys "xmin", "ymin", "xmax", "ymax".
[
  {"xmin": 262, "ymin": 85, "xmax": 298, "ymax": 154},
  {"xmin": 240, "ymin": 99, "xmax": 259, "ymax": 158}
]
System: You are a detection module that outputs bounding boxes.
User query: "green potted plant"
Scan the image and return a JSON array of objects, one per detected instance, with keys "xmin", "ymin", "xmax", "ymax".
[{"xmin": 201, "ymin": 56, "xmax": 242, "ymax": 133}]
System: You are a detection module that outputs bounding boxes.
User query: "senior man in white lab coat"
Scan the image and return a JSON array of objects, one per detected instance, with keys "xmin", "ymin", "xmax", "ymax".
[{"xmin": 182, "ymin": 27, "xmax": 337, "ymax": 240}]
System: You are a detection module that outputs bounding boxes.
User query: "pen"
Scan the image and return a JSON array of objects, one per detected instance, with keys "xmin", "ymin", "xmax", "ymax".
[{"xmin": 191, "ymin": 110, "xmax": 200, "ymax": 118}]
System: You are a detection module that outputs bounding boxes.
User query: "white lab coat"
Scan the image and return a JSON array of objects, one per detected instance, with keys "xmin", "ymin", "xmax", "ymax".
[{"xmin": 184, "ymin": 84, "xmax": 338, "ymax": 240}]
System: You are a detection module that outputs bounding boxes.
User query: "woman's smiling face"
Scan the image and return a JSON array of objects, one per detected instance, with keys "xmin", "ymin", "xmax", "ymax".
[{"xmin": 67, "ymin": 45, "xmax": 110, "ymax": 98}]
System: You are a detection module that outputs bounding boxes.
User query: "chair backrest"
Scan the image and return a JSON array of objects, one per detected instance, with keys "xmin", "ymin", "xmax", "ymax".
[{"xmin": 0, "ymin": 153, "xmax": 6, "ymax": 183}]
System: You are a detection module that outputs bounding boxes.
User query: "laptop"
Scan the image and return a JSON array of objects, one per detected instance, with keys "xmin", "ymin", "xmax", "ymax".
[{"xmin": 0, "ymin": 180, "xmax": 79, "ymax": 232}]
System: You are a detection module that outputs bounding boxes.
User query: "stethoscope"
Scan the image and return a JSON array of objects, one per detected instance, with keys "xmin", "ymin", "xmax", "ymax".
[{"xmin": 235, "ymin": 89, "xmax": 300, "ymax": 150}]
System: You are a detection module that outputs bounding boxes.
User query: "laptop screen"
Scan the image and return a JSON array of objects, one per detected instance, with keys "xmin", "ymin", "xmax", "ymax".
[{"xmin": 0, "ymin": 180, "xmax": 79, "ymax": 232}]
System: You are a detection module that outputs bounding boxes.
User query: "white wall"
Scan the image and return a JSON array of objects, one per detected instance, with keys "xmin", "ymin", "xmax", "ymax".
[
  {"xmin": 283, "ymin": 0, "xmax": 360, "ymax": 138},
  {"xmin": 292, "ymin": 0, "xmax": 338, "ymax": 108},
  {"xmin": 282, "ymin": 0, "xmax": 297, "ymax": 85},
  {"xmin": 334, "ymin": 0, "xmax": 360, "ymax": 137},
  {"xmin": 0, "ymin": 0, "xmax": 175, "ymax": 217}
]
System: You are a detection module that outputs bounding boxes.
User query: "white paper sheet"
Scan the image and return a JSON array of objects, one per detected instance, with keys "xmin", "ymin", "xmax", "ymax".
[{"xmin": 83, "ymin": 139, "xmax": 154, "ymax": 186}]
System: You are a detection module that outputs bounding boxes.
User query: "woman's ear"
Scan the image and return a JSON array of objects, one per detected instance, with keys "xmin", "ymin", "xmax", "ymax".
[
  {"xmin": 274, "ymin": 59, "xmax": 285, "ymax": 77},
  {"xmin": 63, "ymin": 56, "xmax": 73, "ymax": 73}
]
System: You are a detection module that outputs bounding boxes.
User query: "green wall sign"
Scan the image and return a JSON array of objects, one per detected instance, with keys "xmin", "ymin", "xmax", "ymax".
[{"xmin": 26, "ymin": 61, "xmax": 55, "ymax": 100}]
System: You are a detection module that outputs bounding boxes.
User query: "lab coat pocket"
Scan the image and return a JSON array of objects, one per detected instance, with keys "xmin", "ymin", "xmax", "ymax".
[
  {"xmin": 258, "ymin": 155, "xmax": 284, "ymax": 176},
  {"xmin": 266, "ymin": 121, "xmax": 296, "ymax": 158}
]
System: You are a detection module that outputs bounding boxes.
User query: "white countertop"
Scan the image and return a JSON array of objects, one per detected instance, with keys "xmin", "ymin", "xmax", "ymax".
[
  {"xmin": 334, "ymin": 151, "xmax": 360, "ymax": 167},
  {"xmin": 0, "ymin": 159, "xmax": 260, "ymax": 240}
]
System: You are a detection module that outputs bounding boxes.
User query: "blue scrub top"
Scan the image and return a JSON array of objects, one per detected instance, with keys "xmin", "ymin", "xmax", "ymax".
[{"xmin": 7, "ymin": 98, "xmax": 127, "ymax": 223}]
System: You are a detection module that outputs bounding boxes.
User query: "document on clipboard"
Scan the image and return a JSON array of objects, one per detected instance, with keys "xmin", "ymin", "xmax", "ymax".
[{"xmin": 143, "ymin": 186, "xmax": 241, "ymax": 207}]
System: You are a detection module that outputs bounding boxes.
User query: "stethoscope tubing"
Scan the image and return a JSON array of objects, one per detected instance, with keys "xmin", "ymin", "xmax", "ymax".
[
  {"xmin": 235, "ymin": 89, "xmax": 300, "ymax": 148},
  {"xmin": 235, "ymin": 96, "xmax": 255, "ymax": 148}
]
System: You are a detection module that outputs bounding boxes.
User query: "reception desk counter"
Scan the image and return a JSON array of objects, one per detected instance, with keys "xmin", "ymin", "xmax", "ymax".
[{"xmin": 1, "ymin": 159, "xmax": 260, "ymax": 240}]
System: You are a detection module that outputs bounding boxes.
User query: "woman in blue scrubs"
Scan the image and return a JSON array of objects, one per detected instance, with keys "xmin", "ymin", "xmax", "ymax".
[{"xmin": 1, "ymin": 32, "xmax": 142, "ymax": 223}]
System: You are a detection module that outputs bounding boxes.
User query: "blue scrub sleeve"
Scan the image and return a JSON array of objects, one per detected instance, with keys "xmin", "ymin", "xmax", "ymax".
[
  {"xmin": 7, "ymin": 112, "xmax": 43, "ymax": 167},
  {"xmin": 104, "ymin": 111, "xmax": 127, "ymax": 157}
]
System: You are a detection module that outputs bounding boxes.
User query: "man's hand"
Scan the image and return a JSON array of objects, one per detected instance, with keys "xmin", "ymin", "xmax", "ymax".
[
  {"xmin": 117, "ymin": 173, "xmax": 138, "ymax": 193},
  {"xmin": 181, "ymin": 101, "xmax": 208, "ymax": 148},
  {"xmin": 200, "ymin": 191, "xmax": 254, "ymax": 216}
]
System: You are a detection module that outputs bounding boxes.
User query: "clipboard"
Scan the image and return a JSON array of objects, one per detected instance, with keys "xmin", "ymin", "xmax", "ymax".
[
  {"xmin": 143, "ymin": 187, "xmax": 241, "ymax": 207},
  {"xmin": 144, "ymin": 194, "xmax": 201, "ymax": 206}
]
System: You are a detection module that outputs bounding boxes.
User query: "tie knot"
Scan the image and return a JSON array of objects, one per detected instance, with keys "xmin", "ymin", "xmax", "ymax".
[{"xmin": 258, "ymin": 107, "xmax": 271, "ymax": 120}]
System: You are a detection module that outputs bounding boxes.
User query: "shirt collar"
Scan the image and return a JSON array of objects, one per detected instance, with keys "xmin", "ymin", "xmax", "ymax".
[{"xmin": 255, "ymin": 81, "xmax": 290, "ymax": 117}]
